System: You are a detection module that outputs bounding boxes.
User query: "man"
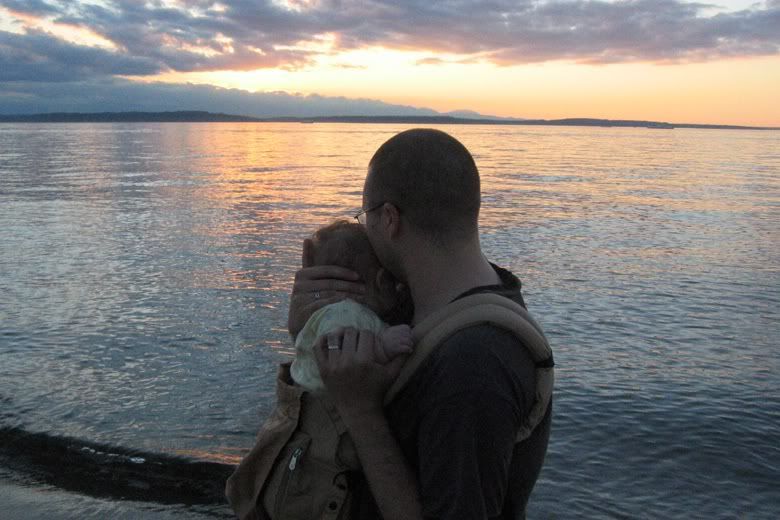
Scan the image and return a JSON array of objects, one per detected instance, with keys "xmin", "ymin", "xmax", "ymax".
[{"xmin": 288, "ymin": 129, "xmax": 551, "ymax": 519}]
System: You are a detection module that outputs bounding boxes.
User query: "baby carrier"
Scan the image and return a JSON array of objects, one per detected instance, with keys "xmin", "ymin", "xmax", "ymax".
[{"xmin": 225, "ymin": 293, "xmax": 554, "ymax": 520}]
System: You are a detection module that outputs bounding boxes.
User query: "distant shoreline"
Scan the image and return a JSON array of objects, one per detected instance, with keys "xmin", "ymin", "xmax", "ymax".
[{"xmin": 0, "ymin": 111, "xmax": 776, "ymax": 131}]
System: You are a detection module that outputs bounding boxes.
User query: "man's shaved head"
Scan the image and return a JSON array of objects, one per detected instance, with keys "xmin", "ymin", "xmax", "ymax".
[{"xmin": 365, "ymin": 129, "xmax": 481, "ymax": 246}]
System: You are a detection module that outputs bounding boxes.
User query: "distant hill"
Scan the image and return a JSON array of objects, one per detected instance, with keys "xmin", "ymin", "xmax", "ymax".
[
  {"xmin": 0, "ymin": 111, "xmax": 775, "ymax": 130},
  {"xmin": 443, "ymin": 109, "xmax": 526, "ymax": 121}
]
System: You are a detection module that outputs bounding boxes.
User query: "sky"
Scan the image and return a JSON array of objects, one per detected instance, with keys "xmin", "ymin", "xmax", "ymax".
[{"xmin": 0, "ymin": 0, "xmax": 778, "ymax": 125}]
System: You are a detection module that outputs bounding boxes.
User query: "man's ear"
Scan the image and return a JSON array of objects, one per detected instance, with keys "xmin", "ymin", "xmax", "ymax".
[{"xmin": 382, "ymin": 202, "xmax": 402, "ymax": 238}]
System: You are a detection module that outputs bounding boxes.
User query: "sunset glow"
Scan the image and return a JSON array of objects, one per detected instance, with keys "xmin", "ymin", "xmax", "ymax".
[
  {"xmin": 145, "ymin": 52, "xmax": 780, "ymax": 126},
  {"xmin": 1, "ymin": 0, "xmax": 778, "ymax": 126}
]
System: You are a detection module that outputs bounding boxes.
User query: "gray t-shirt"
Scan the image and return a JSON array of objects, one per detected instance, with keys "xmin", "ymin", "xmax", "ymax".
[{"xmin": 353, "ymin": 265, "xmax": 552, "ymax": 520}]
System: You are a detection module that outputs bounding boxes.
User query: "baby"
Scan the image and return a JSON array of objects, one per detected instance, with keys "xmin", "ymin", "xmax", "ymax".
[{"xmin": 290, "ymin": 220, "xmax": 414, "ymax": 393}]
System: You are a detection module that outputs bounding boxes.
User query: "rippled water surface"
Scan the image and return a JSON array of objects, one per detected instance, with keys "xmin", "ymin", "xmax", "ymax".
[{"xmin": 1, "ymin": 123, "xmax": 779, "ymax": 518}]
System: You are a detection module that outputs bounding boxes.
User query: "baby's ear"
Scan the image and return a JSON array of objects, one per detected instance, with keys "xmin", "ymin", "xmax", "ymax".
[{"xmin": 375, "ymin": 267, "xmax": 394, "ymax": 291}]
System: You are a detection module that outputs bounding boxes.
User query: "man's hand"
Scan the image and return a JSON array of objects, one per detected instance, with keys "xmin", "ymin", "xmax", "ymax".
[
  {"xmin": 287, "ymin": 238, "xmax": 367, "ymax": 337},
  {"xmin": 313, "ymin": 327, "xmax": 422, "ymax": 520},
  {"xmin": 313, "ymin": 328, "xmax": 409, "ymax": 420}
]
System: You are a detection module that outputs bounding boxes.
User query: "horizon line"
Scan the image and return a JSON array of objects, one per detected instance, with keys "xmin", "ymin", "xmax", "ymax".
[{"xmin": 0, "ymin": 110, "xmax": 778, "ymax": 131}]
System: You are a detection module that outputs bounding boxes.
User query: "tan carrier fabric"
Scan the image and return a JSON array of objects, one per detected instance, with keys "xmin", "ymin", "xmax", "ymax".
[
  {"xmin": 384, "ymin": 292, "xmax": 554, "ymax": 443},
  {"xmin": 225, "ymin": 363, "xmax": 360, "ymax": 520},
  {"xmin": 227, "ymin": 293, "xmax": 553, "ymax": 519}
]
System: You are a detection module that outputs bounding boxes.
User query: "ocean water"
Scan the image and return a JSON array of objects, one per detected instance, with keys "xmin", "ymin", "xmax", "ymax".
[{"xmin": 0, "ymin": 122, "xmax": 778, "ymax": 519}]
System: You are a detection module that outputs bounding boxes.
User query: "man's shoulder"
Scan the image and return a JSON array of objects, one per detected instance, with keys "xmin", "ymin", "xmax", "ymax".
[
  {"xmin": 438, "ymin": 321, "xmax": 534, "ymax": 371},
  {"xmin": 436, "ymin": 322, "xmax": 524, "ymax": 363},
  {"xmin": 413, "ymin": 323, "xmax": 535, "ymax": 403}
]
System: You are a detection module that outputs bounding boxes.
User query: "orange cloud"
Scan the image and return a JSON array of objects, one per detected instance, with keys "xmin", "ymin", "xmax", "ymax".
[{"xmin": 0, "ymin": 6, "xmax": 118, "ymax": 51}]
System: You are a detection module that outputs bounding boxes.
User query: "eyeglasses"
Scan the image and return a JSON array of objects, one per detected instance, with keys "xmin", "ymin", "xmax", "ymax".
[{"xmin": 354, "ymin": 201, "xmax": 385, "ymax": 225}]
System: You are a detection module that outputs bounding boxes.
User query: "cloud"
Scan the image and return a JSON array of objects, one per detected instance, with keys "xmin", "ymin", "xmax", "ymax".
[
  {"xmin": 0, "ymin": 77, "xmax": 442, "ymax": 116},
  {"xmin": 0, "ymin": 29, "xmax": 161, "ymax": 81},
  {"xmin": 1, "ymin": 0, "xmax": 57, "ymax": 16},
  {"xmin": 0, "ymin": 0, "xmax": 778, "ymax": 83},
  {"xmin": 336, "ymin": 0, "xmax": 780, "ymax": 64},
  {"xmin": 415, "ymin": 57, "xmax": 450, "ymax": 66}
]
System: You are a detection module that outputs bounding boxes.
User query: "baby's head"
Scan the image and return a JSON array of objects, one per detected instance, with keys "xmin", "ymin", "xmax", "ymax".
[{"xmin": 310, "ymin": 220, "xmax": 412, "ymax": 324}]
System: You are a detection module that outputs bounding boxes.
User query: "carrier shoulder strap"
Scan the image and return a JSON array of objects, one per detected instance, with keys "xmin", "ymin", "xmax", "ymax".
[{"xmin": 383, "ymin": 293, "xmax": 554, "ymax": 443}]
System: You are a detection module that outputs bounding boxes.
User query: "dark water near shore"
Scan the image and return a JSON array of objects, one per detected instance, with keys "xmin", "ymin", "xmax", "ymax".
[{"xmin": 1, "ymin": 122, "xmax": 779, "ymax": 518}]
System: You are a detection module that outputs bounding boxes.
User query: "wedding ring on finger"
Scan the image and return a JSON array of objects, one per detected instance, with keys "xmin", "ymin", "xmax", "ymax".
[
  {"xmin": 314, "ymin": 291, "xmax": 321, "ymax": 300},
  {"xmin": 327, "ymin": 342, "xmax": 340, "ymax": 351}
]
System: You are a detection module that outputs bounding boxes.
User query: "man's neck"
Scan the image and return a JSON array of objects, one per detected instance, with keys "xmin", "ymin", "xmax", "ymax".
[{"xmin": 405, "ymin": 240, "xmax": 501, "ymax": 326}]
